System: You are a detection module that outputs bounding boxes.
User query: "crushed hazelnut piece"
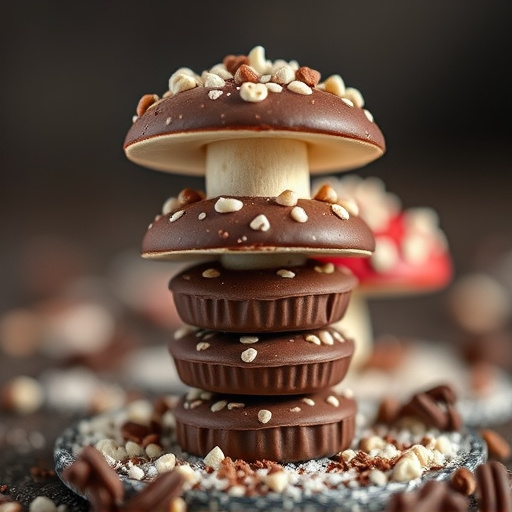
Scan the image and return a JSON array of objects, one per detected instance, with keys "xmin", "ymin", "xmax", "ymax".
[
  {"xmin": 208, "ymin": 90, "xmax": 223, "ymax": 100},
  {"xmin": 277, "ymin": 269, "xmax": 295, "ymax": 278},
  {"xmin": 331, "ymin": 203, "xmax": 350, "ymax": 220},
  {"xmin": 290, "ymin": 206, "xmax": 308, "ymax": 223},
  {"xmin": 234, "ymin": 64, "xmax": 260, "ymax": 84},
  {"xmin": 319, "ymin": 330, "xmax": 334, "ymax": 345},
  {"xmin": 239, "ymin": 336, "xmax": 258, "ymax": 344},
  {"xmin": 227, "ymin": 402, "xmax": 245, "ymax": 410},
  {"xmin": 326, "ymin": 395, "xmax": 340, "ymax": 407},
  {"xmin": 195, "ymin": 342, "xmax": 210, "ymax": 351},
  {"xmin": 169, "ymin": 210, "xmax": 185, "ymax": 223},
  {"xmin": 202, "ymin": 268, "xmax": 221, "ymax": 278},
  {"xmin": 323, "ymin": 74, "xmax": 346, "ymax": 96},
  {"xmin": 239, "ymin": 82, "xmax": 268, "ymax": 102},
  {"xmin": 305, "ymin": 334, "xmax": 321, "ymax": 346},
  {"xmin": 265, "ymin": 82, "xmax": 283, "ymax": 93},
  {"xmin": 314, "ymin": 263, "xmax": 335, "ymax": 274},
  {"xmin": 272, "ymin": 65, "xmax": 295, "ymax": 85},
  {"xmin": 295, "ymin": 66, "xmax": 321, "ymax": 87},
  {"xmin": 276, "ymin": 190, "xmax": 298, "ymax": 206},
  {"xmin": 204, "ymin": 446, "xmax": 225, "ymax": 470},
  {"xmin": 258, "ymin": 409, "xmax": 272, "ymax": 424},
  {"xmin": 241, "ymin": 348, "xmax": 258, "ymax": 363},
  {"xmin": 314, "ymin": 184, "xmax": 338, "ymax": 203},
  {"xmin": 249, "ymin": 214, "xmax": 270, "ymax": 231},
  {"xmin": 136, "ymin": 94, "xmax": 159, "ymax": 117},
  {"xmin": 210, "ymin": 400, "xmax": 227, "ymax": 413},
  {"xmin": 223, "ymin": 54, "xmax": 249, "ymax": 75},
  {"xmin": 287, "ymin": 80, "xmax": 312, "ymax": 95},
  {"xmin": 302, "ymin": 398, "xmax": 315, "ymax": 406},
  {"xmin": 215, "ymin": 197, "xmax": 244, "ymax": 213}
]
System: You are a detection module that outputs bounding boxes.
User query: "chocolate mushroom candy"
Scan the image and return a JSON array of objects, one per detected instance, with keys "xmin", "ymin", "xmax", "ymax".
[
  {"xmin": 142, "ymin": 195, "xmax": 375, "ymax": 269},
  {"xmin": 124, "ymin": 46, "xmax": 385, "ymax": 200},
  {"xmin": 311, "ymin": 176, "xmax": 452, "ymax": 368}
]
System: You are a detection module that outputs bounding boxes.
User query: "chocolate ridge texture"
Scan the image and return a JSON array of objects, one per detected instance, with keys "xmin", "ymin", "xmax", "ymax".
[
  {"xmin": 125, "ymin": 81, "xmax": 385, "ymax": 175},
  {"xmin": 169, "ymin": 327, "xmax": 354, "ymax": 395},
  {"xmin": 173, "ymin": 390, "xmax": 356, "ymax": 461},
  {"xmin": 169, "ymin": 259, "xmax": 357, "ymax": 332},
  {"xmin": 142, "ymin": 196, "xmax": 375, "ymax": 260}
]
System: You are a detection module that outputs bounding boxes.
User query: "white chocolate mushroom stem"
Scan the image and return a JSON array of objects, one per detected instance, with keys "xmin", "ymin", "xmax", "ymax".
[{"xmin": 205, "ymin": 139, "xmax": 310, "ymax": 198}]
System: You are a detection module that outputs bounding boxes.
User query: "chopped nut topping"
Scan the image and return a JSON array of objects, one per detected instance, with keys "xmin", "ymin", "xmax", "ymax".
[
  {"xmin": 195, "ymin": 341, "xmax": 210, "ymax": 351},
  {"xmin": 264, "ymin": 470, "xmax": 289, "ymax": 492},
  {"xmin": 202, "ymin": 268, "xmax": 221, "ymax": 278},
  {"xmin": 318, "ymin": 330, "xmax": 334, "ymax": 345},
  {"xmin": 239, "ymin": 336, "xmax": 259, "ymax": 344},
  {"xmin": 326, "ymin": 395, "xmax": 340, "ymax": 407},
  {"xmin": 249, "ymin": 214, "xmax": 270, "ymax": 231},
  {"xmin": 169, "ymin": 210, "xmax": 185, "ymax": 222},
  {"xmin": 257, "ymin": 409, "xmax": 272, "ymax": 424},
  {"xmin": 223, "ymin": 54, "xmax": 249, "ymax": 75},
  {"xmin": 210, "ymin": 63, "xmax": 234, "ymax": 79},
  {"xmin": 208, "ymin": 90, "xmax": 223, "ymax": 100},
  {"xmin": 239, "ymin": 82, "xmax": 268, "ymax": 102},
  {"xmin": 202, "ymin": 72, "xmax": 225, "ymax": 88},
  {"xmin": 265, "ymin": 82, "xmax": 283, "ymax": 93},
  {"xmin": 290, "ymin": 206, "xmax": 308, "ymax": 223},
  {"xmin": 204, "ymin": 446, "xmax": 225, "ymax": 470},
  {"xmin": 290, "ymin": 406, "xmax": 301, "ymax": 413},
  {"xmin": 276, "ymin": 190, "xmax": 298, "ymax": 206},
  {"xmin": 314, "ymin": 262, "xmax": 335, "ymax": 274},
  {"xmin": 287, "ymin": 80, "xmax": 313, "ymax": 95},
  {"xmin": 214, "ymin": 197, "xmax": 244, "ymax": 213},
  {"xmin": 331, "ymin": 203, "xmax": 350, "ymax": 220},
  {"xmin": 295, "ymin": 66, "xmax": 321, "ymax": 87},
  {"xmin": 227, "ymin": 402, "xmax": 245, "ymax": 410},
  {"xmin": 276, "ymin": 269, "xmax": 295, "ymax": 278},
  {"xmin": 364, "ymin": 109, "xmax": 374, "ymax": 122},
  {"xmin": 323, "ymin": 74, "xmax": 346, "ymax": 96},
  {"xmin": 344, "ymin": 87, "xmax": 365, "ymax": 108},
  {"xmin": 247, "ymin": 45, "xmax": 269, "ymax": 74},
  {"xmin": 169, "ymin": 72, "xmax": 197, "ymax": 94},
  {"xmin": 302, "ymin": 398, "xmax": 315, "ymax": 406},
  {"xmin": 314, "ymin": 184, "xmax": 338, "ymax": 203},
  {"xmin": 136, "ymin": 94, "xmax": 159, "ymax": 117},
  {"xmin": 198, "ymin": 212, "xmax": 206, "ymax": 220},
  {"xmin": 234, "ymin": 64, "xmax": 260, "ymax": 84},
  {"xmin": 305, "ymin": 334, "xmax": 321, "ymax": 346},
  {"xmin": 241, "ymin": 348, "xmax": 258, "ymax": 363},
  {"xmin": 272, "ymin": 65, "xmax": 295, "ymax": 85},
  {"xmin": 210, "ymin": 400, "xmax": 227, "ymax": 412},
  {"xmin": 188, "ymin": 399, "xmax": 202, "ymax": 410}
]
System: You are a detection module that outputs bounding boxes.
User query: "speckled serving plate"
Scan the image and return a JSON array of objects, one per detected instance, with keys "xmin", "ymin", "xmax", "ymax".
[{"xmin": 54, "ymin": 403, "xmax": 487, "ymax": 512}]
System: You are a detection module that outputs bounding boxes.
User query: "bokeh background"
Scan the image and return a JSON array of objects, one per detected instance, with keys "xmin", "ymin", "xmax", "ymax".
[{"xmin": 2, "ymin": 0, "xmax": 512, "ymax": 342}]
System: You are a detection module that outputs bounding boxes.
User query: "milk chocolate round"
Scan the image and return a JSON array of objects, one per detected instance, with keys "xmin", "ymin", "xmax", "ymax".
[
  {"xmin": 173, "ymin": 389, "xmax": 356, "ymax": 462},
  {"xmin": 124, "ymin": 80, "xmax": 385, "ymax": 175},
  {"xmin": 143, "ymin": 196, "xmax": 375, "ymax": 260},
  {"xmin": 169, "ymin": 326, "xmax": 354, "ymax": 395},
  {"xmin": 169, "ymin": 259, "xmax": 357, "ymax": 332}
]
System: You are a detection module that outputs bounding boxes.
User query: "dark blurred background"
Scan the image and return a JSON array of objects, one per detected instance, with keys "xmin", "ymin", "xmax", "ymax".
[{"xmin": 1, "ymin": 0, "xmax": 512, "ymax": 341}]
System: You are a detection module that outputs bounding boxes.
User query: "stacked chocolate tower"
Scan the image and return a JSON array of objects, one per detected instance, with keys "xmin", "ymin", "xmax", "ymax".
[{"xmin": 124, "ymin": 46, "xmax": 385, "ymax": 462}]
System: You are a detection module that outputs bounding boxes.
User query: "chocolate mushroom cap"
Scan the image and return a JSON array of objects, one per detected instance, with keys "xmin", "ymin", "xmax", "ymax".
[
  {"xmin": 124, "ymin": 81, "xmax": 385, "ymax": 175},
  {"xmin": 142, "ymin": 196, "xmax": 376, "ymax": 260}
]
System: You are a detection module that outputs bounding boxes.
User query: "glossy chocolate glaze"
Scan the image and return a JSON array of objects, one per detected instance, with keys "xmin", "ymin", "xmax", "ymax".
[
  {"xmin": 169, "ymin": 259, "xmax": 356, "ymax": 332},
  {"xmin": 173, "ymin": 389, "xmax": 356, "ymax": 461},
  {"xmin": 169, "ymin": 327, "xmax": 354, "ymax": 395},
  {"xmin": 124, "ymin": 81, "xmax": 385, "ymax": 174},
  {"xmin": 142, "ymin": 196, "xmax": 375, "ymax": 259}
]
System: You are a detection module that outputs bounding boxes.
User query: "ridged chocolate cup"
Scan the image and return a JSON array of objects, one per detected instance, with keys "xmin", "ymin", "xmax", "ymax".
[
  {"xmin": 169, "ymin": 259, "xmax": 357, "ymax": 332},
  {"xmin": 174, "ymin": 389, "xmax": 356, "ymax": 462},
  {"xmin": 169, "ymin": 326, "xmax": 354, "ymax": 395}
]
